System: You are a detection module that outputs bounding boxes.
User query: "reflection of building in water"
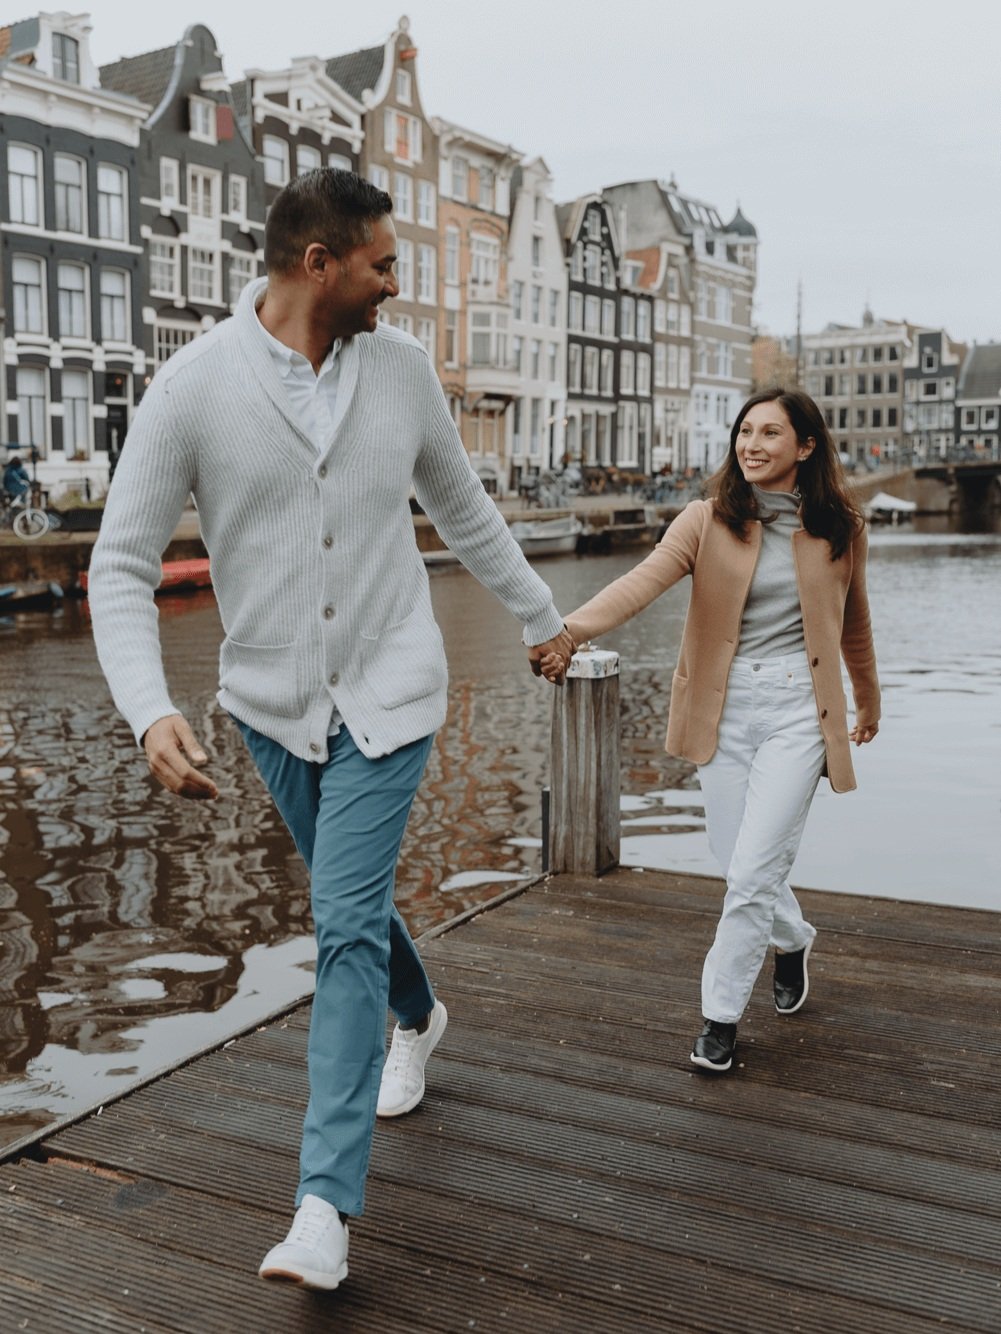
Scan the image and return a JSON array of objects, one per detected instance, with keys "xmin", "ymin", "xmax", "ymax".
[{"xmin": 0, "ymin": 675, "xmax": 313, "ymax": 1077}]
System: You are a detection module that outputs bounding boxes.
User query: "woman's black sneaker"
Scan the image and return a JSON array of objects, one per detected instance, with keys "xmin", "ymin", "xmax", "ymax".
[
  {"xmin": 690, "ymin": 1019, "xmax": 737, "ymax": 1072},
  {"xmin": 774, "ymin": 938, "xmax": 813, "ymax": 1014}
]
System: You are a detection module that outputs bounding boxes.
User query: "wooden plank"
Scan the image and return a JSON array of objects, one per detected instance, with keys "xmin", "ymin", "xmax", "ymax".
[{"xmin": 4, "ymin": 866, "xmax": 1000, "ymax": 1333}]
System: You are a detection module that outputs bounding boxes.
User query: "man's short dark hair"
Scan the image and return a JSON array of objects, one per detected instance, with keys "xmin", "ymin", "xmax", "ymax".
[{"xmin": 264, "ymin": 168, "xmax": 393, "ymax": 275}]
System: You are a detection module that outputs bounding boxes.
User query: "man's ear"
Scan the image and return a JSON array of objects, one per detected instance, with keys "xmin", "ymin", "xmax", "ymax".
[{"xmin": 303, "ymin": 242, "xmax": 331, "ymax": 282}]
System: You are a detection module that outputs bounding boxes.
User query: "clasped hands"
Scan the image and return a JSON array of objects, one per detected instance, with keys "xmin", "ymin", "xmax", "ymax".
[{"xmin": 527, "ymin": 625, "xmax": 577, "ymax": 685}]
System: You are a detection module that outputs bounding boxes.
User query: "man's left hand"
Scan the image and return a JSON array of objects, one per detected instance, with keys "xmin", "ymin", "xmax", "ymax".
[{"xmin": 528, "ymin": 626, "xmax": 576, "ymax": 685}]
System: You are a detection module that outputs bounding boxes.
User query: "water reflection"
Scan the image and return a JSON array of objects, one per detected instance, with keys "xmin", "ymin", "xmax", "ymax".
[{"xmin": 1, "ymin": 514, "xmax": 999, "ymax": 1146}]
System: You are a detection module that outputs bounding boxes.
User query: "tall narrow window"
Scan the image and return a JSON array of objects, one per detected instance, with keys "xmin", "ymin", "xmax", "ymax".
[
  {"xmin": 149, "ymin": 239, "xmax": 179, "ymax": 297},
  {"xmin": 228, "ymin": 174, "xmax": 247, "ymax": 219},
  {"xmin": 54, "ymin": 155, "xmax": 85, "ymax": 232},
  {"xmin": 451, "ymin": 156, "xmax": 468, "ymax": 201},
  {"xmin": 417, "ymin": 180, "xmax": 436, "ymax": 227},
  {"xmin": 160, "ymin": 158, "xmax": 180, "ymax": 207},
  {"xmin": 17, "ymin": 367, "xmax": 48, "ymax": 454},
  {"xmin": 394, "ymin": 171, "xmax": 413, "ymax": 222},
  {"xmin": 189, "ymin": 248, "xmax": 219, "ymax": 303},
  {"xmin": 100, "ymin": 269, "xmax": 129, "ymax": 341},
  {"xmin": 229, "ymin": 253, "xmax": 255, "ymax": 306},
  {"xmin": 296, "ymin": 145, "xmax": 321, "ymax": 176},
  {"xmin": 417, "ymin": 244, "xmax": 436, "ymax": 303},
  {"xmin": 8, "ymin": 145, "xmax": 42, "ymax": 226},
  {"xmin": 57, "ymin": 262, "xmax": 88, "ymax": 337},
  {"xmin": 478, "ymin": 166, "xmax": 494, "ymax": 211},
  {"xmin": 396, "ymin": 239, "xmax": 414, "ymax": 301},
  {"xmin": 12, "ymin": 255, "xmax": 45, "ymax": 334},
  {"xmin": 97, "ymin": 164, "xmax": 127, "ymax": 240},
  {"xmin": 189, "ymin": 97, "xmax": 216, "ymax": 143},
  {"xmin": 52, "ymin": 32, "xmax": 80, "ymax": 83},
  {"xmin": 187, "ymin": 168, "xmax": 218, "ymax": 220},
  {"xmin": 445, "ymin": 226, "xmax": 460, "ymax": 285},
  {"xmin": 263, "ymin": 136, "xmax": 289, "ymax": 188},
  {"xmin": 61, "ymin": 370, "xmax": 90, "ymax": 456}
]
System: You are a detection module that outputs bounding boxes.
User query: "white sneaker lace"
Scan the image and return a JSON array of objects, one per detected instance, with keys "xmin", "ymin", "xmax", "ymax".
[
  {"xmin": 288, "ymin": 1203, "xmax": 336, "ymax": 1249},
  {"xmin": 385, "ymin": 1027, "xmax": 420, "ymax": 1080}
]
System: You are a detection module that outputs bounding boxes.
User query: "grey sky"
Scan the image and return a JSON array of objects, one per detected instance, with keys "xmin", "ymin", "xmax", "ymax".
[{"xmin": 86, "ymin": 0, "xmax": 1000, "ymax": 343}]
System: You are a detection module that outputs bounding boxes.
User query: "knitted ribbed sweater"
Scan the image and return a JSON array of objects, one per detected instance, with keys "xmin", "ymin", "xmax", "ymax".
[{"xmin": 88, "ymin": 278, "xmax": 564, "ymax": 762}]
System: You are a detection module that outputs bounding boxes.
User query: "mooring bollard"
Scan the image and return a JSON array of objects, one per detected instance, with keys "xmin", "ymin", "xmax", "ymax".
[{"xmin": 548, "ymin": 647, "xmax": 621, "ymax": 876}]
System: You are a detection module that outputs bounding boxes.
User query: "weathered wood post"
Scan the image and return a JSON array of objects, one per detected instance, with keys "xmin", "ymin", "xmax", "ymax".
[{"xmin": 548, "ymin": 648, "xmax": 620, "ymax": 875}]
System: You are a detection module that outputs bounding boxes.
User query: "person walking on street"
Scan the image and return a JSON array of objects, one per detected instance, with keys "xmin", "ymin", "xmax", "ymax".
[
  {"xmin": 541, "ymin": 389, "xmax": 879, "ymax": 1073},
  {"xmin": 88, "ymin": 169, "xmax": 573, "ymax": 1291}
]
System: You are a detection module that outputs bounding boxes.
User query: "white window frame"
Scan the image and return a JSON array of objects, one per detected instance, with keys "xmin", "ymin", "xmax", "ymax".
[
  {"xmin": 451, "ymin": 155, "xmax": 468, "ymax": 202},
  {"xmin": 61, "ymin": 368, "xmax": 91, "ymax": 458},
  {"xmin": 368, "ymin": 164, "xmax": 390, "ymax": 193},
  {"xmin": 444, "ymin": 226, "xmax": 460, "ymax": 286},
  {"xmin": 263, "ymin": 136, "xmax": 290, "ymax": 188},
  {"xmin": 396, "ymin": 238, "xmax": 414, "ymax": 301},
  {"xmin": 188, "ymin": 247, "xmax": 220, "ymax": 304},
  {"xmin": 52, "ymin": 31, "xmax": 81, "ymax": 84},
  {"xmin": 394, "ymin": 170, "xmax": 413, "ymax": 222},
  {"xmin": 444, "ymin": 309, "xmax": 458, "ymax": 367},
  {"xmin": 296, "ymin": 144, "xmax": 322, "ymax": 177},
  {"xmin": 636, "ymin": 301, "xmax": 651, "ymax": 342},
  {"xmin": 9, "ymin": 144, "xmax": 43, "ymax": 227},
  {"xmin": 149, "ymin": 239, "xmax": 180, "ymax": 297},
  {"xmin": 637, "ymin": 352, "xmax": 651, "ymax": 396},
  {"xmin": 100, "ymin": 268, "xmax": 130, "ymax": 343},
  {"xmin": 228, "ymin": 174, "xmax": 247, "ymax": 220},
  {"xmin": 417, "ymin": 180, "xmax": 436, "ymax": 228},
  {"xmin": 228, "ymin": 252, "xmax": 255, "ymax": 307},
  {"xmin": 54, "ymin": 153, "xmax": 86, "ymax": 234},
  {"xmin": 12, "ymin": 254, "xmax": 46, "ymax": 335},
  {"xmin": 189, "ymin": 97, "xmax": 216, "ymax": 144},
  {"xmin": 417, "ymin": 317, "xmax": 435, "ymax": 359},
  {"xmin": 417, "ymin": 243, "xmax": 436, "ymax": 304},
  {"xmin": 17, "ymin": 366, "xmax": 48, "ymax": 455},
  {"xmin": 478, "ymin": 165, "xmax": 495, "ymax": 211},
  {"xmin": 396, "ymin": 69, "xmax": 412, "ymax": 104},
  {"xmin": 57, "ymin": 261, "xmax": 89, "ymax": 339},
  {"xmin": 154, "ymin": 319, "xmax": 199, "ymax": 370},
  {"xmin": 160, "ymin": 157, "xmax": 180, "ymax": 208},
  {"xmin": 384, "ymin": 108, "xmax": 422, "ymax": 163},
  {"xmin": 620, "ymin": 296, "xmax": 636, "ymax": 340},
  {"xmin": 187, "ymin": 166, "xmax": 220, "ymax": 221},
  {"xmin": 620, "ymin": 350, "xmax": 635, "ymax": 395},
  {"xmin": 328, "ymin": 153, "xmax": 352, "ymax": 172},
  {"xmin": 97, "ymin": 163, "xmax": 127, "ymax": 240}
]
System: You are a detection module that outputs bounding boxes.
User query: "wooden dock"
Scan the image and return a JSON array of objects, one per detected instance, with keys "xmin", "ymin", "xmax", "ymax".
[{"xmin": 2, "ymin": 867, "xmax": 999, "ymax": 1333}]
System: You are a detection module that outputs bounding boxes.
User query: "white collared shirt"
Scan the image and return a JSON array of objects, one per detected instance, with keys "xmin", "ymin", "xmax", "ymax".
[{"xmin": 254, "ymin": 304, "xmax": 342, "ymax": 457}]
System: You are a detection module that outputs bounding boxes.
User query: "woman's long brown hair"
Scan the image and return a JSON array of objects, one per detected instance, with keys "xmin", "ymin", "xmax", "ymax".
[{"xmin": 706, "ymin": 388, "xmax": 863, "ymax": 559}]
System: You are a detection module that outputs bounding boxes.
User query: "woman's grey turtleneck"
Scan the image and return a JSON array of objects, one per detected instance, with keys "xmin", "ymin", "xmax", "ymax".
[{"xmin": 736, "ymin": 486, "xmax": 805, "ymax": 659}]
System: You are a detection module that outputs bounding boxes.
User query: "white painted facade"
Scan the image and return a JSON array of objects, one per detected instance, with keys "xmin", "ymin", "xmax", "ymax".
[{"xmin": 506, "ymin": 157, "xmax": 567, "ymax": 480}]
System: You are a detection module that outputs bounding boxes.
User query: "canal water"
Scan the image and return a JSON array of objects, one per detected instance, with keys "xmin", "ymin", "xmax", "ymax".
[{"xmin": 1, "ymin": 516, "xmax": 999, "ymax": 1148}]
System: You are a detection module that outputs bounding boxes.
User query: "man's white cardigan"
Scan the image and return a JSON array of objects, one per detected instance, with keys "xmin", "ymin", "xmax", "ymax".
[{"xmin": 89, "ymin": 278, "xmax": 564, "ymax": 762}]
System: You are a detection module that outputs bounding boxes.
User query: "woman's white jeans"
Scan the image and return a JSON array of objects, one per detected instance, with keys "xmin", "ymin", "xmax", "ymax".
[{"xmin": 697, "ymin": 651, "xmax": 826, "ymax": 1024}]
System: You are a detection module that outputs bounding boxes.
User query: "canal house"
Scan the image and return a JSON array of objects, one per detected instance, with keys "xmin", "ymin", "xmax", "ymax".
[
  {"xmin": 99, "ymin": 24, "xmax": 265, "ymax": 377},
  {"xmin": 0, "ymin": 12, "xmax": 147, "ymax": 498}
]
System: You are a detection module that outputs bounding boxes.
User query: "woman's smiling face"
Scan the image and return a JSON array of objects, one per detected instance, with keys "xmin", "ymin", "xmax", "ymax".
[{"xmin": 735, "ymin": 400, "xmax": 814, "ymax": 493}]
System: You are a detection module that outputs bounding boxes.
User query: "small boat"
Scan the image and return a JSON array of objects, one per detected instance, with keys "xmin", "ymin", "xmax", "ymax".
[
  {"xmin": 0, "ymin": 579, "xmax": 65, "ymax": 611},
  {"xmin": 507, "ymin": 515, "xmax": 583, "ymax": 557},
  {"xmin": 864, "ymin": 492, "xmax": 917, "ymax": 524},
  {"xmin": 78, "ymin": 557, "xmax": 213, "ymax": 596}
]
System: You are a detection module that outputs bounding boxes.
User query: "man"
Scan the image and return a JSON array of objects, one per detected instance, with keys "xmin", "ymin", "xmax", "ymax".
[
  {"xmin": 88, "ymin": 170, "xmax": 573, "ymax": 1291},
  {"xmin": 3, "ymin": 453, "xmax": 30, "ymax": 500}
]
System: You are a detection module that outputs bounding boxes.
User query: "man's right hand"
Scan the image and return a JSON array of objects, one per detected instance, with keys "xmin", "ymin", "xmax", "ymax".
[{"xmin": 143, "ymin": 714, "xmax": 219, "ymax": 800}]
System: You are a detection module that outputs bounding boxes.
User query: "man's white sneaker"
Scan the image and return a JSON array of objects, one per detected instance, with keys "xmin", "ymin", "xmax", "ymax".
[
  {"xmin": 377, "ymin": 999, "xmax": 448, "ymax": 1118},
  {"xmin": 258, "ymin": 1194, "xmax": 349, "ymax": 1291}
]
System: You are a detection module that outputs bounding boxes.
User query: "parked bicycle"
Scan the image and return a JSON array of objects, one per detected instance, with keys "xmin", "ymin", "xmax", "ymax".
[{"xmin": 0, "ymin": 486, "xmax": 61, "ymax": 539}]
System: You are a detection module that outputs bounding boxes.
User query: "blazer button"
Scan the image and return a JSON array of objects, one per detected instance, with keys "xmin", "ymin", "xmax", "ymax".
[{"xmin": 812, "ymin": 657, "xmax": 819, "ymax": 666}]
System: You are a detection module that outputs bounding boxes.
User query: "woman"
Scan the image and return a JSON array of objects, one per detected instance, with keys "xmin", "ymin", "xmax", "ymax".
[{"xmin": 546, "ymin": 389, "xmax": 879, "ymax": 1073}]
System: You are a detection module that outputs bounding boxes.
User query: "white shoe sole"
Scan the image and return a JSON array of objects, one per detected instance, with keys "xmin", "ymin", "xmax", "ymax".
[
  {"xmin": 259, "ymin": 1260, "xmax": 348, "ymax": 1291},
  {"xmin": 376, "ymin": 1001, "xmax": 448, "ymax": 1118},
  {"xmin": 690, "ymin": 1051, "xmax": 733, "ymax": 1072},
  {"xmin": 775, "ymin": 937, "xmax": 813, "ymax": 1014}
]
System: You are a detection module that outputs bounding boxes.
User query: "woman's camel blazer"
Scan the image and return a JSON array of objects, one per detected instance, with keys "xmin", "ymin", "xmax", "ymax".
[{"xmin": 565, "ymin": 498, "xmax": 880, "ymax": 793}]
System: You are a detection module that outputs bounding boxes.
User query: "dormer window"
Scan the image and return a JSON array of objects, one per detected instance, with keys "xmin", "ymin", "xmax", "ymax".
[
  {"xmin": 189, "ymin": 97, "xmax": 217, "ymax": 144},
  {"xmin": 52, "ymin": 33, "xmax": 80, "ymax": 83}
]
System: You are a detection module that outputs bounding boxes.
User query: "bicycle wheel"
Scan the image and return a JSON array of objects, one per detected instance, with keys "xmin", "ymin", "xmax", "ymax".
[{"xmin": 13, "ymin": 507, "xmax": 50, "ymax": 539}]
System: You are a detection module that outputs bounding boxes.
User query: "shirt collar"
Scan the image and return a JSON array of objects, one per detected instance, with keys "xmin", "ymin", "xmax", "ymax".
[{"xmin": 253, "ymin": 294, "xmax": 341, "ymax": 378}]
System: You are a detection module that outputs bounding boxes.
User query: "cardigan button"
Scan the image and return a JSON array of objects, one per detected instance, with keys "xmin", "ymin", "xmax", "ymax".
[
  {"xmin": 318, "ymin": 464, "xmax": 328, "ymax": 479},
  {"xmin": 323, "ymin": 605, "xmax": 335, "ymax": 620},
  {"xmin": 812, "ymin": 656, "xmax": 819, "ymax": 666},
  {"xmin": 821, "ymin": 708, "xmax": 828, "ymax": 719},
  {"xmin": 322, "ymin": 534, "xmax": 333, "ymax": 549},
  {"xmin": 309, "ymin": 742, "xmax": 320, "ymax": 754}
]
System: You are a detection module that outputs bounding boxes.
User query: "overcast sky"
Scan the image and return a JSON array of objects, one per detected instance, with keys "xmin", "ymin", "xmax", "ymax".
[{"xmin": 85, "ymin": 0, "xmax": 1000, "ymax": 344}]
